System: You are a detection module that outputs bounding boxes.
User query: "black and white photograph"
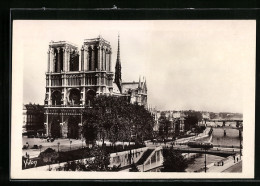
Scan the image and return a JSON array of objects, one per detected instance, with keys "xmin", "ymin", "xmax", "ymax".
[{"xmin": 11, "ymin": 20, "xmax": 255, "ymax": 179}]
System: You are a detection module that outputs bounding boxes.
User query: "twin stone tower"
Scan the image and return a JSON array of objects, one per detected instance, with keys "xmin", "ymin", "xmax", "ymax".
[{"xmin": 44, "ymin": 36, "xmax": 147, "ymax": 139}]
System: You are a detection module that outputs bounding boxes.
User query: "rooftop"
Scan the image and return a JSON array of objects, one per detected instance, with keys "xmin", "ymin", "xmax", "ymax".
[
  {"xmin": 84, "ymin": 36, "xmax": 110, "ymax": 45},
  {"xmin": 49, "ymin": 41, "xmax": 78, "ymax": 48}
]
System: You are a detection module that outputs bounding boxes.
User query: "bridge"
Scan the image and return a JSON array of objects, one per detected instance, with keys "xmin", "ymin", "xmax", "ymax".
[
  {"xmin": 207, "ymin": 119, "xmax": 243, "ymax": 122},
  {"xmin": 173, "ymin": 143, "xmax": 242, "ymax": 149},
  {"xmin": 201, "ymin": 119, "xmax": 243, "ymax": 127},
  {"xmin": 213, "ymin": 144, "xmax": 242, "ymax": 149},
  {"xmin": 167, "ymin": 146, "xmax": 240, "ymax": 157}
]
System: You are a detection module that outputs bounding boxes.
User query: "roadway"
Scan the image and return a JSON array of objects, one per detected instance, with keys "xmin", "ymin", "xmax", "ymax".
[{"xmin": 223, "ymin": 161, "xmax": 242, "ymax": 172}]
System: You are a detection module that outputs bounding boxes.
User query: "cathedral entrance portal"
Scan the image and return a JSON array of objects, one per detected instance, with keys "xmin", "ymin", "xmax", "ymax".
[
  {"xmin": 50, "ymin": 116, "xmax": 61, "ymax": 138},
  {"xmin": 68, "ymin": 116, "xmax": 80, "ymax": 139}
]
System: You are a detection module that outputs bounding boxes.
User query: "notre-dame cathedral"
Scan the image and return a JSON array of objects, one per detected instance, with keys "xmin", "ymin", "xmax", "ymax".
[{"xmin": 44, "ymin": 36, "xmax": 147, "ymax": 138}]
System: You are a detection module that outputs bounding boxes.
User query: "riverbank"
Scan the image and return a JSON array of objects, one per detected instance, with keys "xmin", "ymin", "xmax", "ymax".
[
  {"xmin": 185, "ymin": 127, "xmax": 242, "ymax": 172},
  {"xmin": 207, "ymin": 155, "xmax": 242, "ymax": 172},
  {"xmin": 194, "ymin": 154, "xmax": 242, "ymax": 172}
]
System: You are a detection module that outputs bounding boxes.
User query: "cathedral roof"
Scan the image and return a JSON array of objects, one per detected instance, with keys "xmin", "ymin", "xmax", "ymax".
[
  {"xmin": 84, "ymin": 36, "xmax": 110, "ymax": 46},
  {"xmin": 49, "ymin": 41, "xmax": 78, "ymax": 49},
  {"xmin": 121, "ymin": 81, "xmax": 147, "ymax": 93},
  {"xmin": 121, "ymin": 82, "xmax": 139, "ymax": 93},
  {"xmin": 24, "ymin": 104, "xmax": 44, "ymax": 112},
  {"xmin": 113, "ymin": 83, "xmax": 121, "ymax": 95}
]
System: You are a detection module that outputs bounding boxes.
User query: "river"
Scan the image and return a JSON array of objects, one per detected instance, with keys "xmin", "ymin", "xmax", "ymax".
[{"xmin": 185, "ymin": 127, "xmax": 242, "ymax": 172}]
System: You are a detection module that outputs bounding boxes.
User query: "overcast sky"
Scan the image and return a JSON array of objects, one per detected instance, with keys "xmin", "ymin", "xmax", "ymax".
[{"xmin": 13, "ymin": 20, "xmax": 255, "ymax": 113}]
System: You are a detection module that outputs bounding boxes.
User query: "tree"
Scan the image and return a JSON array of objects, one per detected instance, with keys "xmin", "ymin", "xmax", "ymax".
[
  {"xmin": 158, "ymin": 114, "xmax": 171, "ymax": 142},
  {"xmin": 161, "ymin": 147, "xmax": 188, "ymax": 172},
  {"xmin": 129, "ymin": 163, "xmax": 140, "ymax": 172},
  {"xmin": 183, "ymin": 111, "xmax": 202, "ymax": 122},
  {"xmin": 209, "ymin": 112, "xmax": 217, "ymax": 119},
  {"xmin": 85, "ymin": 146, "xmax": 111, "ymax": 171},
  {"xmin": 109, "ymin": 121, "xmax": 120, "ymax": 150},
  {"xmin": 82, "ymin": 95, "xmax": 155, "ymax": 148},
  {"xmin": 194, "ymin": 125, "xmax": 206, "ymax": 134},
  {"xmin": 82, "ymin": 114, "xmax": 98, "ymax": 148},
  {"xmin": 38, "ymin": 148, "xmax": 59, "ymax": 170},
  {"xmin": 184, "ymin": 115, "xmax": 199, "ymax": 131}
]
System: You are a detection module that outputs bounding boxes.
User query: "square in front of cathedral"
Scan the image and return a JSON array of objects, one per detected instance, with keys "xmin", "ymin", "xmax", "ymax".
[{"xmin": 11, "ymin": 20, "xmax": 255, "ymax": 179}]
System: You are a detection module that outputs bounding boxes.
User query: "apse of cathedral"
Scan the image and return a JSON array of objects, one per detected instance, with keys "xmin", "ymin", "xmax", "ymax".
[{"xmin": 44, "ymin": 36, "xmax": 147, "ymax": 139}]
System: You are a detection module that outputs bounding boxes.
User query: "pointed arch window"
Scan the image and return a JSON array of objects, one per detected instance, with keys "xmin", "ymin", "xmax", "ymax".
[{"xmin": 70, "ymin": 51, "xmax": 79, "ymax": 71}]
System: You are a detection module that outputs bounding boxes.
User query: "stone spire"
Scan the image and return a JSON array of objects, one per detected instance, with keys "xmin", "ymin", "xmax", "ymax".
[
  {"xmin": 115, "ymin": 34, "xmax": 122, "ymax": 93},
  {"xmin": 117, "ymin": 34, "xmax": 121, "ymax": 61},
  {"xmin": 138, "ymin": 75, "xmax": 141, "ymax": 89}
]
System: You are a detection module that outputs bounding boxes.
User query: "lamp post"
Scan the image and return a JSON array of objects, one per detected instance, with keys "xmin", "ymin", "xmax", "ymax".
[
  {"xmin": 57, "ymin": 142, "xmax": 60, "ymax": 168},
  {"xmin": 48, "ymin": 156, "xmax": 51, "ymax": 171},
  {"xmin": 70, "ymin": 140, "xmax": 72, "ymax": 151},
  {"xmin": 44, "ymin": 123, "xmax": 48, "ymax": 137},
  {"xmin": 57, "ymin": 142, "xmax": 60, "ymax": 152},
  {"xmin": 82, "ymin": 138, "xmax": 84, "ymax": 149},
  {"xmin": 239, "ymin": 129, "xmax": 242, "ymax": 159},
  {"xmin": 39, "ymin": 145, "xmax": 42, "ymax": 154},
  {"xmin": 204, "ymin": 148, "xmax": 207, "ymax": 173}
]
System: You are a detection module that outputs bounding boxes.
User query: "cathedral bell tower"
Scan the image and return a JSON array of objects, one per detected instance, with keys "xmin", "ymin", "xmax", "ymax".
[
  {"xmin": 44, "ymin": 37, "xmax": 114, "ymax": 139},
  {"xmin": 45, "ymin": 41, "xmax": 80, "ymax": 107},
  {"xmin": 81, "ymin": 36, "xmax": 114, "ymax": 99}
]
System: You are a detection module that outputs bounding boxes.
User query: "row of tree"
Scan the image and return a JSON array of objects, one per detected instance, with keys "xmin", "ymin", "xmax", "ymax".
[{"xmin": 82, "ymin": 96, "xmax": 155, "ymax": 148}]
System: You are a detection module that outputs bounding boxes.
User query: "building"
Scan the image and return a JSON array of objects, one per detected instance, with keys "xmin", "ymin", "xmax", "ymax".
[
  {"xmin": 121, "ymin": 77, "xmax": 147, "ymax": 107},
  {"xmin": 23, "ymin": 104, "xmax": 45, "ymax": 136},
  {"xmin": 153, "ymin": 110, "xmax": 186, "ymax": 133},
  {"xmin": 172, "ymin": 111, "xmax": 185, "ymax": 132},
  {"xmin": 44, "ymin": 35, "xmax": 147, "ymax": 138},
  {"xmin": 113, "ymin": 35, "xmax": 147, "ymax": 107}
]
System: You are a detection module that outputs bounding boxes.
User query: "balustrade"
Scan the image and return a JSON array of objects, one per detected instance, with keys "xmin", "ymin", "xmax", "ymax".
[{"xmin": 67, "ymin": 76, "xmax": 81, "ymax": 86}]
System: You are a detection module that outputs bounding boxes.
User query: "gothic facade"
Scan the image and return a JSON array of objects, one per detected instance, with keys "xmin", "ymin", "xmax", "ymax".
[
  {"xmin": 121, "ymin": 77, "xmax": 147, "ymax": 106},
  {"xmin": 114, "ymin": 35, "xmax": 148, "ymax": 107},
  {"xmin": 44, "ymin": 36, "xmax": 148, "ymax": 139},
  {"xmin": 150, "ymin": 110, "xmax": 186, "ymax": 133}
]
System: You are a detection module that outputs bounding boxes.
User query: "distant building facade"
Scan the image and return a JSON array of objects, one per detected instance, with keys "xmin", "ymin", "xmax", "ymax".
[
  {"xmin": 150, "ymin": 110, "xmax": 185, "ymax": 133},
  {"xmin": 23, "ymin": 104, "xmax": 44, "ymax": 136},
  {"xmin": 121, "ymin": 78, "xmax": 147, "ymax": 107}
]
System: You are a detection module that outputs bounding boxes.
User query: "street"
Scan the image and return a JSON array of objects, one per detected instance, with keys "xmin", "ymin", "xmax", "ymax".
[{"xmin": 223, "ymin": 161, "xmax": 242, "ymax": 172}]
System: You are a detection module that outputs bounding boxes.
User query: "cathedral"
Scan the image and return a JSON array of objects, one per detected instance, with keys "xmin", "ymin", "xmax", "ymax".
[{"xmin": 44, "ymin": 35, "xmax": 147, "ymax": 138}]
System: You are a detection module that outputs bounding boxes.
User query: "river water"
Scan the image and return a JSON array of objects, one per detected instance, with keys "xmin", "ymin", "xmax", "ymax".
[{"xmin": 185, "ymin": 127, "xmax": 242, "ymax": 172}]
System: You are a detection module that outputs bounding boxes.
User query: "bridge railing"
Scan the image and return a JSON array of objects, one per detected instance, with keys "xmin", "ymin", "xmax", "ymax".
[
  {"xmin": 213, "ymin": 144, "xmax": 242, "ymax": 149},
  {"xmin": 168, "ymin": 147, "xmax": 240, "ymax": 156}
]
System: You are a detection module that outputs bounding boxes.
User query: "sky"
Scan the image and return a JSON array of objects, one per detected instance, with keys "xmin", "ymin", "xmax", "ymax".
[{"xmin": 13, "ymin": 20, "xmax": 256, "ymax": 113}]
